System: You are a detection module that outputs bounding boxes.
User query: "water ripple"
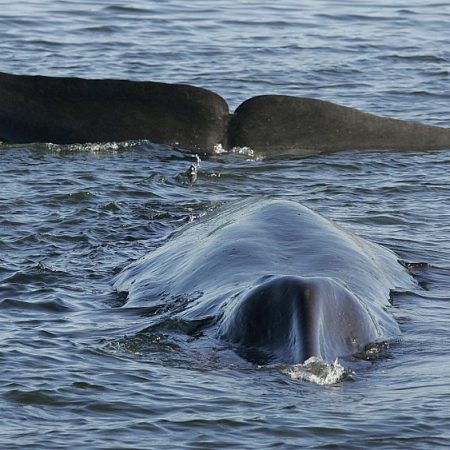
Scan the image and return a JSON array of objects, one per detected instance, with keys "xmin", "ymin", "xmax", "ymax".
[{"xmin": 1, "ymin": 1, "xmax": 450, "ymax": 448}]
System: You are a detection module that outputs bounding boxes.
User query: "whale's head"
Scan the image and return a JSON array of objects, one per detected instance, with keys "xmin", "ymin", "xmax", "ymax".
[{"xmin": 218, "ymin": 275, "xmax": 385, "ymax": 364}]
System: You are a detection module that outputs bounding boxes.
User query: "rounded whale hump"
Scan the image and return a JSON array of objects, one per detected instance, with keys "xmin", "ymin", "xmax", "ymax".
[
  {"xmin": 218, "ymin": 275, "xmax": 390, "ymax": 364},
  {"xmin": 228, "ymin": 95, "xmax": 450, "ymax": 154},
  {"xmin": 0, "ymin": 72, "xmax": 229, "ymax": 150}
]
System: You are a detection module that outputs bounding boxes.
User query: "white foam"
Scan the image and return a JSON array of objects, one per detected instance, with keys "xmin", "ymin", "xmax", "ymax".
[
  {"xmin": 230, "ymin": 146, "xmax": 255, "ymax": 157},
  {"xmin": 213, "ymin": 143, "xmax": 227, "ymax": 154},
  {"xmin": 281, "ymin": 356, "xmax": 352, "ymax": 385},
  {"xmin": 46, "ymin": 140, "xmax": 144, "ymax": 153},
  {"xmin": 212, "ymin": 143, "xmax": 256, "ymax": 159}
]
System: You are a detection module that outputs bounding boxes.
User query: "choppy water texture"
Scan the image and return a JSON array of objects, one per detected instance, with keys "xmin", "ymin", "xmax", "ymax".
[{"xmin": 1, "ymin": 1, "xmax": 450, "ymax": 448}]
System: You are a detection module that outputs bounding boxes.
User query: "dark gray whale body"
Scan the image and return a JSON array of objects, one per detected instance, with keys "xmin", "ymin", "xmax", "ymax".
[
  {"xmin": 229, "ymin": 95, "xmax": 450, "ymax": 154},
  {"xmin": 114, "ymin": 199, "xmax": 415, "ymax": 364},
  {"xmin": 1, "ymin": 71, "xmax": 450, "ymax": 154},
  {"xmin": 0, "ymin": 72, "xmax": 228, "ymax": 150}
]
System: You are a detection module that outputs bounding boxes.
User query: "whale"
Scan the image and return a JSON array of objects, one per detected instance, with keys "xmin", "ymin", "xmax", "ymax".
[
  {"xmin": 114, "ymin": 199, "xmax": 415, "ymax": 364},
  {"xmin": 0, "ymin": 72, "xmax": 228, "ymax": 150},
  {"xmin": 228, "ymin": 95, "xmax": 450, "ymax": 155},
  {"xmin": 1, "ymin": 71, "xmax": 450, "ymax": 154}
]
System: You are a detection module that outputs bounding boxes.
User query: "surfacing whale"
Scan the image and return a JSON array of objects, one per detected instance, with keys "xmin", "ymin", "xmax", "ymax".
[
  {"xmin": 1, "ymin": 71, "xmax": 450, "ymax": 154},
  {"xmin": 114, "ymin": 199, "xmax": 415, "ymax": 364}
]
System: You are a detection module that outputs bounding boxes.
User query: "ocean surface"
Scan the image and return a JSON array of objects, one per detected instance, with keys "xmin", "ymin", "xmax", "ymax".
[{"xmin": 1, "ymin": 1, "xmax": 450, "ymax": 448}]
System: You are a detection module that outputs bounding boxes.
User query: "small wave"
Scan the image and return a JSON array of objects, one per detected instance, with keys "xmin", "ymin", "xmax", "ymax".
[
  {"xmin": 383, "ymin": 54, "xmax": 448, "ymax": 64},
  {"xmin": 0, "ymin": 298, "xmax": 73, "ymax": 313},
  {"xmin": 5, "ymin": 389, "xmax": 66, "ymax": 406},
  {"xmin": 281, "ymin": 356, "xmax": 353, "ymax": 385},
  {"xmin": 102, "ymin": 5, "xmax": 151, "ymax": 14},
  {"xmin": 82, "ymin": 25, "xmax": 122, "ymax": 34},
  {"xmin": 104, "ymin": 332, "xmax": 182, "ymax": 358},
  {"xmin": 99, "ymin": 201, "xmax": 122, "ymax": 213},
  {"xmin": 1, "ymin": 264, "xmax": 69, "ymax": 285},
  {"xmin": 52, "ymin": 191, "xmax": 94, "ymax": 203}
]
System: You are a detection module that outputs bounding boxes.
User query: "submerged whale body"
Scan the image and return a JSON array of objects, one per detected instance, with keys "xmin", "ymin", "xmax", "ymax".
[
  {"xmin": 114, "ymin": 199, "xmax": 415, "ymax": 364},
  {"xmin": 1, "ymin": 71, "xmax": 450, "ymax": 154}
]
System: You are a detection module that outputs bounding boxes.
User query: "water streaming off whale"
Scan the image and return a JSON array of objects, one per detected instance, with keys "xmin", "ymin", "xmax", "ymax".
[{"xmin": 114, "ymin": 199, "xmax": 416, "ymax": 365}]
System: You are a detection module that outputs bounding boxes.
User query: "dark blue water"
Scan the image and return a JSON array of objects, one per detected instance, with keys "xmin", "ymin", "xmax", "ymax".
[{"xmin": 1, "ymin": 1, "xmax": 450, "ymax": 448}]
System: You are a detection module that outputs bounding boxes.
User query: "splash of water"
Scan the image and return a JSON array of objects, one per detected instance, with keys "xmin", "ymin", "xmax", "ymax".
[
  {"xmin": 281, "ymin": 356, "xmax": 353, "ymax": 385},
  {"xmin": 213, "ymin": 143, "xmax": 255, "ymax": 158}
]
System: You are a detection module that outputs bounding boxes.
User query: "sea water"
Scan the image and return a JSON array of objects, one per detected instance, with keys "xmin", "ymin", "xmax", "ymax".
[{"xmin": 1, "ymin": 1, "xmax": 450, "ymax": 448}]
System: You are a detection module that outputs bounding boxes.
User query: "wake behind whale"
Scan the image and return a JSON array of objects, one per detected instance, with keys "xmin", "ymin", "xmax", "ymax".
[{"xmin": 114, "ymin": 199, "xmax": 416, "ymax": 366}]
